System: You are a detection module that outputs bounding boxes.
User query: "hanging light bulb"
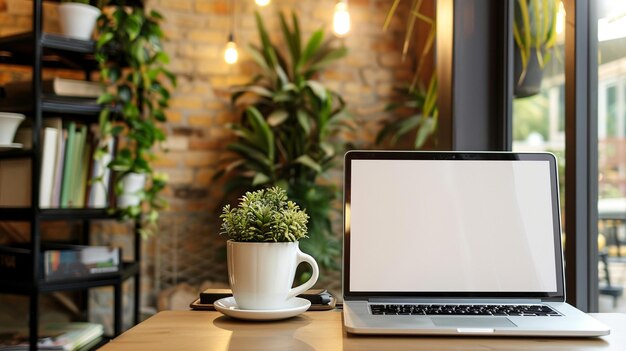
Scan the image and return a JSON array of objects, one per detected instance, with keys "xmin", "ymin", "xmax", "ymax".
[
  {"xmin": 224, "ymin": 34, "xmax": 239, "ymax": 64},
  {"xmin": 555, "ymin": 1, "xmax": 566, "ymax": 36},
  {"xmin": 255, "ymin": 0, "xmax": 271, "ymax": 6},
  {"xmin": 333, "ymin": 0, "xmax": 351, "ymax": 37}
]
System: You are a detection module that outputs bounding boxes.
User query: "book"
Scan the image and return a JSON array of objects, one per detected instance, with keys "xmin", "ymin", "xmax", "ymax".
[
  {"xmin": 1, "ymin": 77, "xmax": 103, "ymax": 98},
  {"xmin": 199, "ymin": 288, "xmax": 234, "ymax": 304},
  {"xmin": 44, "ymin": 246, "xmax": 121, "ymax": 282},
  {"xmin": 192, "ymin": 288, "xmax": 336, "ymax": 311},
  {"xmin": 77, "ymin": 140, "xmax": 91, "ymax": 208},
  {"xmin": 0, "ymin": 159, "xmax": 31, "ymax": 207},
  {"xmin": 59, "ymin": 122, "xmax": 76, "ymax": 208},
  {"xmin": 74, "ymin": 125, "xmax": 90, "ymax": 207},
  {"xmin": 0, "ymin": 244, "xmax": 120, "ymax": 281},
  {"xmin": 39, "ymin": 127, "xmax": 59, "ymax": 208},
  {"xmin": 51, "ymin": 123, "xmax": 67, "ymax": 208},
  {"xmin": 67, "ymin": 127, "xmax": 83, "ymax": 207},
  {"xmin": 0, "ymin": 322, "xmax": 103, "ymax": 351}
]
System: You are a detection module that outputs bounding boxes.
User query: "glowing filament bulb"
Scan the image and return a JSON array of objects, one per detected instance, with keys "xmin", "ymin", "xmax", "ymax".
[
  {"xmin": 224, "ymin": 36, "xmax": 238, "ymax": 65},
  {"xmin": 333, "ymin": 1, "xmax": 351, "ymax": 37},
  {"xmin": 255, "ymin": 0, "xmax": 271, "ymax": 6},
  {"xmin": 556, "ymin": 1, "xmax": 565, "ymax": 36}
]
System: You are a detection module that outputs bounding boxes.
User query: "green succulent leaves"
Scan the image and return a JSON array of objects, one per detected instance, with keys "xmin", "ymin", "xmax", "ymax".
[{"xmin": 220, "ymin": 187, "xmax": 309, "ymax": 242}]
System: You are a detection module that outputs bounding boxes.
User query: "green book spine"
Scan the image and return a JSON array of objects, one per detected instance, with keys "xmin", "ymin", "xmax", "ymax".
[
  {"xmin": 59, "ymin": 122, "xmax": 76, "ymax": 208},
  {"xmin": 68, "ymin": 126, "xmax": 86, "ymax": 207},
  {"xmin": 77, "ymin": 131, "xmax": 91, "ymax": 207}
]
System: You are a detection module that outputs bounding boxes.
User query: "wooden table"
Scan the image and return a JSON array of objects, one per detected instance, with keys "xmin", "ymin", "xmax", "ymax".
[{"xmin": 99, "ymin": 311, "xmax": 626, "ymax": 350}]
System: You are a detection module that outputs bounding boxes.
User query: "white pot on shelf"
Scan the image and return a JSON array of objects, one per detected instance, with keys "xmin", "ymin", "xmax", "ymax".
[
  {"xmin": 0, "ymin": 112, "xmax": 25, "ymax": 145},
  {"xmin": 58, "ymin": 3, "xmax": 101, "ymax": 40},
  {"xmin": 117, "ymin": 172, "xmax": 146, "ymax": 208}
]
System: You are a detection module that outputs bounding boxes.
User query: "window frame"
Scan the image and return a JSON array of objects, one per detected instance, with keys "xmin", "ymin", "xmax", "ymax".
[{"xmin": 436, "ymin": 0, "xmax": 599, "ymax": 311}]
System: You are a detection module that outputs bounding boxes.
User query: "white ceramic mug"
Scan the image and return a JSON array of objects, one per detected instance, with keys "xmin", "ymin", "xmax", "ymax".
[{"xmin": 227, "ymin": 240, "xmax": 319, "ymax": 310}]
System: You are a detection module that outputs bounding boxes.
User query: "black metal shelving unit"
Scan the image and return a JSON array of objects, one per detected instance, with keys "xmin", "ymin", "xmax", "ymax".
[
  {"xmin": 0, "ymin": 32, "xmax": 97, "ymax": 70},
  {"xmin": 0, "ymin": 1, "xmax": 140, "ymax": 350}
]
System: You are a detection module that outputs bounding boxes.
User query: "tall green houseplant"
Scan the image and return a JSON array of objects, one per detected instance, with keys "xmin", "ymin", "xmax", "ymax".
[
  {"xmin": 376, "ymin": 0, "xmax": 438, "ymax": 149},
  {"xmin": 95, "ymin": 4, "xmax": 175, "ymax": 236},
  {"xmin": 218, "ymin": 11, "xmax": 350, "ymax": 273}
]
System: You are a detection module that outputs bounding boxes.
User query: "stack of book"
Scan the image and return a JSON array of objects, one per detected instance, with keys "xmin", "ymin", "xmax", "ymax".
[
  {"xmin": 0, "ymin": 244, "xmax": 121, "ymax": 282},
  {"xmin": 0, "ymin": 322, "xmax": 103, "ymax": 351},
  {"xmin": 0, "ymin": 77, "xmax": 103, "ymax": 103},
  {"xmin": 39, "ymin": 120, "xmax": 115, "ymax": 209},
  {"xmin": 0, "ymin": 77, "xmax": 112, "ymax": 208},
  {"xmin": 43, "ymin": 246, "xmax": 121, "ymax": 282}
]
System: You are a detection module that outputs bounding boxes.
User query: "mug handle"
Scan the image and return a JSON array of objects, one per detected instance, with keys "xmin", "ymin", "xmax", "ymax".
[{"xmin": 287, "ymin": 247, "xmax": 320, "ymax": 300}]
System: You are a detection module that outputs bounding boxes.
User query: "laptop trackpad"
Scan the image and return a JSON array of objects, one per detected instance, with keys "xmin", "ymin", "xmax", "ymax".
[{"xmin": 431, "ymin": 317, "xmax": 517, "ymax": 328}]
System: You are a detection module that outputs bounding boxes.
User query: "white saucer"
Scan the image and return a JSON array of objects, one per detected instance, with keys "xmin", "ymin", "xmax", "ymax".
[
  {"xmin": 214, "ymin": 297, "xmax": 311, "ymax": 321},
  {"xmin": 0, "ymin": 143, "xmax": 23, "ymax": 151}
]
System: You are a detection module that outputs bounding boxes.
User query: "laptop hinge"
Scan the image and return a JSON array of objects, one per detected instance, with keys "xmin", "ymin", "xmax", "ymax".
[
  {"xmin": 367, "ymin": 297, "xmax": 545, "ymax": 304},
  {"xmin": 541, "ymin": 296, "xmax": 566, "ymax": 303}
]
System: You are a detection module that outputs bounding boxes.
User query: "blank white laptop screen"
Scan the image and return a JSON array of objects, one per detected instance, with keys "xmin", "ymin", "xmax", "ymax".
[{"xmin": 349, "ymin": 159, "xmax": 558, "ymax": 293}]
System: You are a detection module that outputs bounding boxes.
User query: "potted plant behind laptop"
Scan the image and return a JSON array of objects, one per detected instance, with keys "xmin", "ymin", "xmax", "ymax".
[{"xmin": 219, "ymin": 187, "xmax": 319, "ymax": 316}]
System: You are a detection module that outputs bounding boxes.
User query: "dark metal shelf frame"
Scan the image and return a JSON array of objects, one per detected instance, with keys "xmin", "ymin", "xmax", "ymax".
[
  {"xmin": 0, "ymin": 149, "xmax": 34, "ymax": 160},
  {"xmin": 0, "ymin": 208, "xmax": 118, "ymax": 221},
  {"xmin": 0, "ymin": 32, "xmax": 97, "ymax": 70},
  {"xmin": 0, "ymin": 1, "xmax": 142, "ymax": 350},
  {"xmin": 0, "ymin": 262, "xmax": 139, "ymax": 295}
]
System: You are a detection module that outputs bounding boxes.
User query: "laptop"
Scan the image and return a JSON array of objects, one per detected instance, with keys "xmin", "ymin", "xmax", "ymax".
[{"xmin": 342, "ymin": 150, "xmax": 610, "ymax": 337}]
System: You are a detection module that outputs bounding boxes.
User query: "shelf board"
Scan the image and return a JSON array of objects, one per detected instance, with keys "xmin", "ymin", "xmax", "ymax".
[
  {"xmin": 0, "ymin": 208, "xmax": 117, "ymax": 221},
  {"xmin": 0, "ymin": 32, "xmax": 97, "ymax": 70},
  {"xmin": 0, "ymin": 262, "xmax": 139, "ymax": 295},
  {"xmin": 41, "ymin": 32, "xmax": 96, "ymax": 53},
  {"xmin": 0, "ymin": 207, "xmax": 32, "ymax": 220},
  {"xmin": 40, "ymin": 208, "xmax": 117, "ymax": 220},
  {"xmin": 42, "ymin": 95, "xmax": 102, "ymax": 115},
  {"xmin": 40, "ymin": 262, "xmax": 139, "ymax": 292},
  {"xmin": 0, "ymin": 95, "xmax": 103, "ymax": 117},
  {"xmin": 0, "ymin": 149, "xmax": 34, "ymax": 160}
]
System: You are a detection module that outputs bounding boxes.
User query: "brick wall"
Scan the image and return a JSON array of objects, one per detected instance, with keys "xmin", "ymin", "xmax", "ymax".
[
  {"xmin": 0, "ymin": 0, "xmax": 425, "ymax": 312},
  {"xmin": 145, "ymin": 0, "xmax": 419, "ymax": 302}
]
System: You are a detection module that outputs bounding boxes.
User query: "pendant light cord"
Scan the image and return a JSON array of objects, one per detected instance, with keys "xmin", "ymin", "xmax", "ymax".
[{"xmin": 230, "ymin": 0, "xmax": 236, "ymax": 41}]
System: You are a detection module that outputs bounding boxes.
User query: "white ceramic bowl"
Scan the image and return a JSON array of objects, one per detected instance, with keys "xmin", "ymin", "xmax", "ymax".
[{"xmin": 0, "ymin": 112, "xmax": 25, "ymax": 145}]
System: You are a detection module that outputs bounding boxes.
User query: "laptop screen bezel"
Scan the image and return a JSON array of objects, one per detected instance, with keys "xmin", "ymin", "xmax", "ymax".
[{"xmin": 342, "ymin": 151, "xmax": 565, "ymax": 301}]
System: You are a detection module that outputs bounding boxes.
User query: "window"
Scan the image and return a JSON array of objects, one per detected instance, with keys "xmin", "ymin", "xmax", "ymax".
[{"xmin": 597, "ymin": 0, "xmax": 626, "ymax": 312}]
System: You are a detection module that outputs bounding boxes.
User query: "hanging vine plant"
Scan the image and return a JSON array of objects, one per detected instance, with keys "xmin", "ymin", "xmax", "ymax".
[{"xmin": 94, "ymin": 3, "xmax": 176, "ymax": 236}]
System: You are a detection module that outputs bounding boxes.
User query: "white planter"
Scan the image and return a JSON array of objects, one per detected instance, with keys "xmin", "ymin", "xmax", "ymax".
[
  {"xmin": 227, "ymin": 240, "xmax": 319, "ymax": 310},
  {"xmin": 58, "ymin": 3, "xmax": 101, "ymax": 40},
  {"xmin": 117, "ymin": 172, "xmax": 146, "ymax": 208},
  {"xmin": 0, "ymin": 112, "xmax": 25, "ymax": 144}
]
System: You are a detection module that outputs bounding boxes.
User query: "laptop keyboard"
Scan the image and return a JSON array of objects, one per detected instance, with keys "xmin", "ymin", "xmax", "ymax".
[{"xmin": 370, "ymin": 304, "xmax": 561, "ymax": 316}]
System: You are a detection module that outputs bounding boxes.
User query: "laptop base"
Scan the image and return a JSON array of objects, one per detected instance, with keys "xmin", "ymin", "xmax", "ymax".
[{"xmin": 344, "ymin": 301, "xmax": 610, "ymax": 337}]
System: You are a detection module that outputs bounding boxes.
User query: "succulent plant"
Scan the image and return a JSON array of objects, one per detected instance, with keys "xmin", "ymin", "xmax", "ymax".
[{"xmin": 220, "ymin": 187, "xmax": 309, "ymax": 242}]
